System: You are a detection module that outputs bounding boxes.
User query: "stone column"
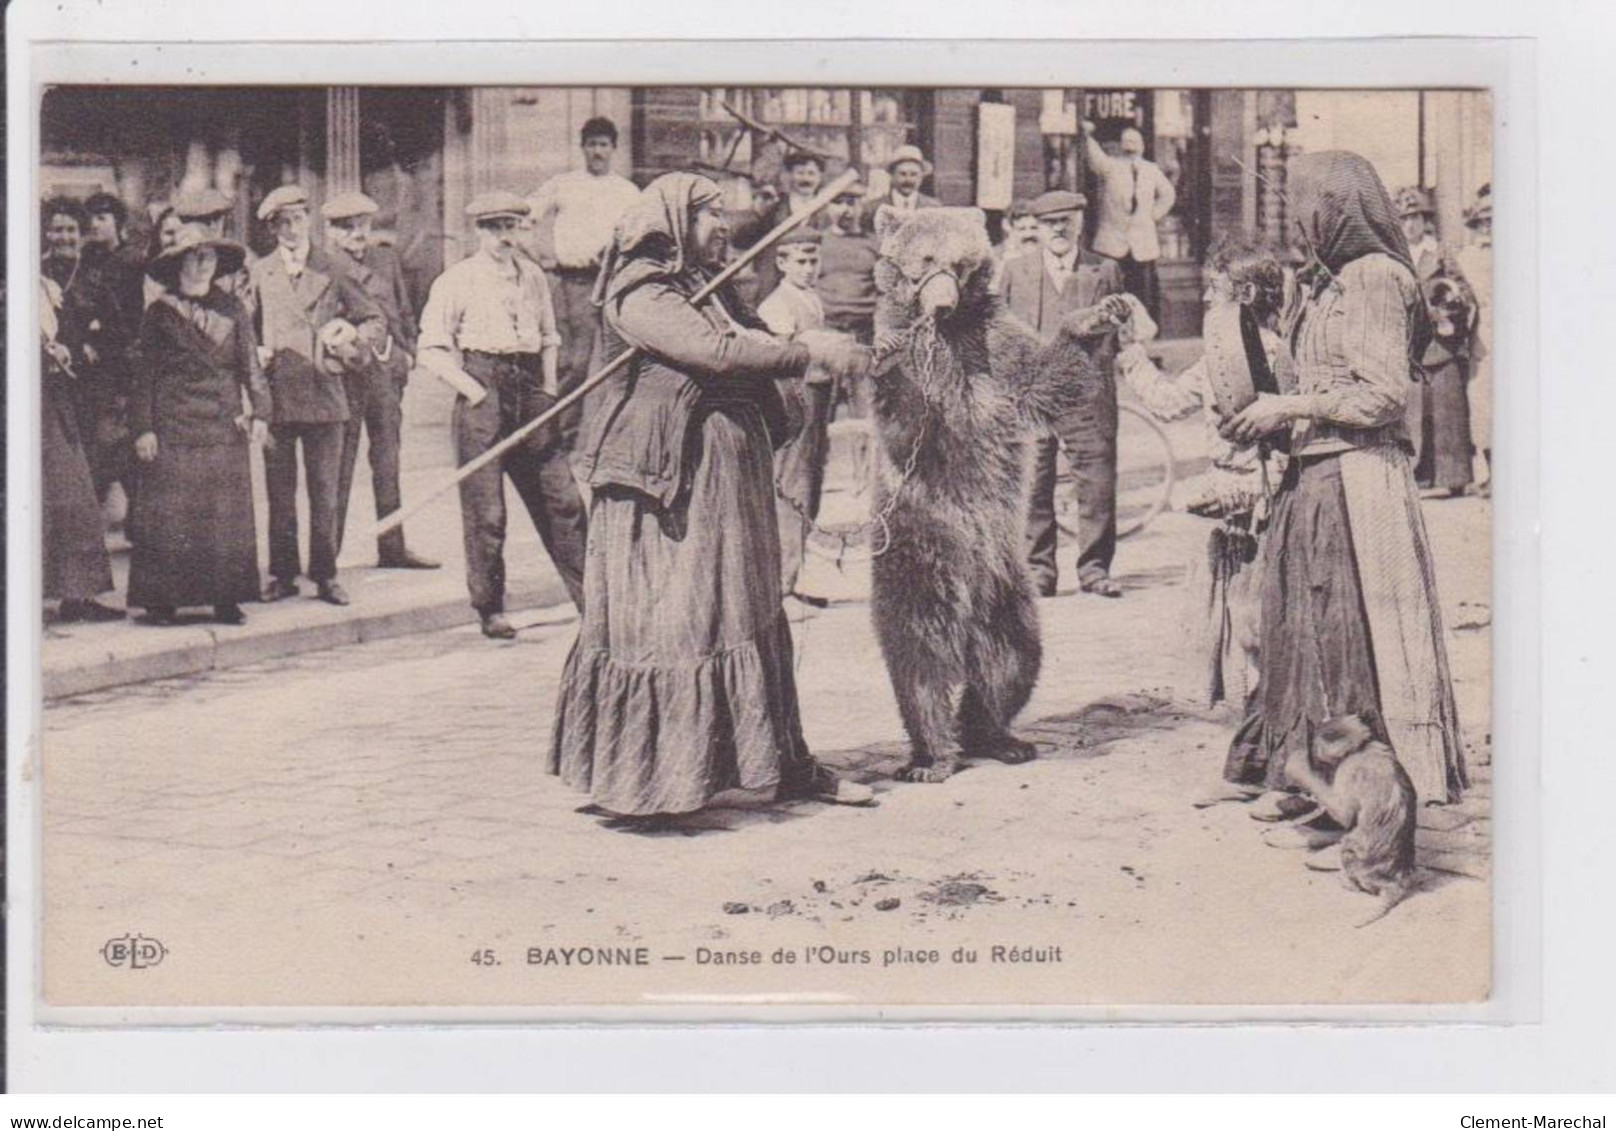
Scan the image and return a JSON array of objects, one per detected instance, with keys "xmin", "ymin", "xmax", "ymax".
[{"xmin": 326, "ymin": 86, "xmax": 362, "ymax": 196}]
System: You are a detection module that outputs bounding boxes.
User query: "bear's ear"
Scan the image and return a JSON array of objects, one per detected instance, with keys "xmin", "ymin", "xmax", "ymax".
[{"xmin": 872, "ymin": 203, "xmax": 905, "ymax": 244}]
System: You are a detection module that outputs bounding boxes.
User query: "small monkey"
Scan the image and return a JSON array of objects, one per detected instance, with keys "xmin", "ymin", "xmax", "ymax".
[{"xmin": 1285, "ymin": 714, "xmax": 1418, "ymax": 927}]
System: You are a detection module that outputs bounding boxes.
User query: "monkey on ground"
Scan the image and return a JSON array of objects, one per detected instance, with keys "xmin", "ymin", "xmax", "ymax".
[{"xmin": 1284, "ymin": 714, "xmax": 1419, "ymax": 926}]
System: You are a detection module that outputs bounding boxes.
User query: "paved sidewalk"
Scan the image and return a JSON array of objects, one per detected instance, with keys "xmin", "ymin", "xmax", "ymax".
[{"xmin": 42, "ymin": 374, "xmax": 572, "ymax": 700}]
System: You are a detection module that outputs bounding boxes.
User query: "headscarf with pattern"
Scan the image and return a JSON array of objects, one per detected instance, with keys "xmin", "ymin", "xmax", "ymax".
[
  {"xmin": 1284, "ymin": 150, "xmax": 1430, "ymax": 361},
  {"xmin": 593, "ymin": 171, "xmax": 724, "ymax": 310},
  {"xmin": 1287, "ymin": 150, "xmax": 1416, "ymax": 278}
]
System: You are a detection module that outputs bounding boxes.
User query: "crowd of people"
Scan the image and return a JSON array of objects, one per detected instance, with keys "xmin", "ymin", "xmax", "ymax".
[{"xmin": 39, "ymin": 112, "xmax": 1494, "ymax": 847}]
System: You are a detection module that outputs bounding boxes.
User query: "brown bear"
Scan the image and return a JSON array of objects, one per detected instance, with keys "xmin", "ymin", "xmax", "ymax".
[{"xmin": 866, "ymin": 207, "xmax": 1126, "ymax": 782}]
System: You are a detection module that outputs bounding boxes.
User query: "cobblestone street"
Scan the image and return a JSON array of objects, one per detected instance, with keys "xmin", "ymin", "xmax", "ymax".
[{"xmin": 40, "ymin": 481, "xmax": 1493, "ymax": 1011}]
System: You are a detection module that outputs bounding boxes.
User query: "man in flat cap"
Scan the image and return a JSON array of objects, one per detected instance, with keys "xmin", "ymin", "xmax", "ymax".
[
  {"xmin": 174, "ymin": 187, "xmax": 234, "ymax": 237},
  {"xmin": 245, "ymin": 183, "xmax": 386, "ymax": 607},
  {"xmin": 999, "ymin": 188, "xmax": 1129, "ymax": 598},
  {"xmin": 321, "ymin": 191, "xmax": 437, "ymax": 570},
  {"xmin": 175, "ymin": 187, "xmax": 250, "ymax": 299},
  {"xmin": 417, "ymin": 192, "xmax": 588, "ymax": 639}
]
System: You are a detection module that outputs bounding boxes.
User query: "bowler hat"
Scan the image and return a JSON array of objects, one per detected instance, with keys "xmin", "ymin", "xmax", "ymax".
[
  {"xmin": 145, "ymin": 223, "xmax": 248, "ymax": 290},
  {"xmin": 466, "ymin": 191, "xmax": 531, "ymax": 223},
  {"xmin": 174, "ymin": 187, "xmax": 233, "ymax": 222},
  {"xmin": 257, "ymin": 185, "xmax": 311, "ymax": 222},
  {"xmin": 886, "ymin": 145, "xmax": 933, "ymax": 175},
  {"xmin": 321, "ymin": 191, "xmax": 380, "ymax": 222},
  {"xmin": 1029, "ymin": 190, "xmax": 1087, "ymax": 217}
]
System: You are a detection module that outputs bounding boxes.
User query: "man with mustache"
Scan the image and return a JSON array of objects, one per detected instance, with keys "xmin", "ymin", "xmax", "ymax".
[
  {"xmin": 1000, "ymin": 189, "xmax": 1129, "ymax": 598},
  {"xmin": 417, "ymin": 192, "xmax": 588, "ymax": 640}
]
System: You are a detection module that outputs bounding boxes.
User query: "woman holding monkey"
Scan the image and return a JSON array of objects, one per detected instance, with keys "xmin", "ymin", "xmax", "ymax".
[{"xmin": 1219, "ymin": 151, "xmax": 1467, "ymax": 808}]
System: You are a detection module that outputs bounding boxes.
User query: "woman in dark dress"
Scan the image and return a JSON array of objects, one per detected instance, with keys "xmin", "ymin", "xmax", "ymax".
[
  {"xmin": 41, "ymin": 274, "xmax": 120, "ymax": 623},
  {"xmin": 550, "ymin": 172, "xmax": 872, "ymax": 822},
  {"xmin": 127, "ymin": 224, "xmax": 271, "ymax": 625}
]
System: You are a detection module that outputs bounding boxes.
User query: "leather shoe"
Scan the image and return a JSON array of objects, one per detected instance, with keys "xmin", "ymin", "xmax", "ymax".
[
  {"xmin": 378, "ymin": 549, "xmax": 440, "ymax": 570},
  {"xmin": 480, "ymin": 612, "xmax": 517, "ymax": 640},
  {"xmin": 59, "ymin": 599, "xmax": 126, "ymax": 623},
  {"xmin": 316, "ymin": 581, "xmax": 351, "ymax": 606},
  {"xmin": 214, "ymin": 603, "xmax": 247, "ymax": 626},
  {"xmin": 261, "ymin": 578, "xmax": 300, "ymax": 603},
  {"xmin": 1080, "ymin": 574, "xmax": 1124, "ymax": 598}
]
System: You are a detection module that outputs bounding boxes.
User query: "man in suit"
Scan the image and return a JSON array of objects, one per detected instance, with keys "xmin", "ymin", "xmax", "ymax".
[
  {"xmin": 1082, "ymin": 121, "xmax": 1175, "ymax": 323},
  {"xmin": 998, "ymin": 189, "xmax": 1128, "ymax": 598},
  {"xmin": 864, "ymin": 144, "xmax": 941, "ymax": 230},
  {"xmin": 246, "ymin": 184, "xmax": 385, "ymax": 606},
  {"xmin": 322, "ymin": 191, "xmax": 439, "ymax": 570}
]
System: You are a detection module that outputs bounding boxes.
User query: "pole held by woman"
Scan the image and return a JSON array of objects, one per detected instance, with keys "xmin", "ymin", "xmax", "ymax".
[{"xmin": 372, "ymin": 167, "xmax": 861, "ymax": 539}]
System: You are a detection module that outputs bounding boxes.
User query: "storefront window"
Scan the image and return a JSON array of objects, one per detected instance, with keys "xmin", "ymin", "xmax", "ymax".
[{"xmin": 696, "ymin": 87, "xmax": 917, "ymax": 205}]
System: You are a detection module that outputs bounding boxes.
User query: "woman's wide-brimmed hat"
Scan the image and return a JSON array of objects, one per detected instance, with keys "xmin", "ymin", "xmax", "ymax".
[{"xmin": 145, "ymin": 222, "xmax": 247, "ymax": 289}]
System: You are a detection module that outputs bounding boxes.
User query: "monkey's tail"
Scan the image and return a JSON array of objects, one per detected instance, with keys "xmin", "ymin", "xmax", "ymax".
[{"xmin": 1354, "ymin": 883, "xmax": 1413, "ymax": 929}]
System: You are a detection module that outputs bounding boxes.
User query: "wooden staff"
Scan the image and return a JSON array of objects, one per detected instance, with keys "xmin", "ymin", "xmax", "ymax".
[{"xmin": 374, "ymin": 168, "xmax": 861, "ymax": 538}]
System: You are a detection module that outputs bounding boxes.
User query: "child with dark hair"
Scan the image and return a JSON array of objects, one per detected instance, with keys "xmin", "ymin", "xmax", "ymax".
[{"xmin": 1117, "ymin": 233, "xmax": 1290, "ymax": 726}]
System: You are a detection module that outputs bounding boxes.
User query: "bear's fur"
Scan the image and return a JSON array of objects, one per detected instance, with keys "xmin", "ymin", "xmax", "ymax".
[{"xmin": 867, "ymin": 208, "xmax": 1110, "ymax": 783}]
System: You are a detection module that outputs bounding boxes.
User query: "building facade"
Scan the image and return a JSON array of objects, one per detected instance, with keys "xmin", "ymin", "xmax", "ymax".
[{"xmin": 40, "ymin": 84, "xmax": 1489, "ymax": 340}]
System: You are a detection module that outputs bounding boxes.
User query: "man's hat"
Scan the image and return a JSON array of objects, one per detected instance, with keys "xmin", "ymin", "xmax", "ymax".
[
  {"xmin": 321, "ymin": 191, "xmax": 380, "ymax": 222},
  {"xmin": 256, "ymin": 185, "xmax": 311, "ymax": 222},
  {"xmin": 783, "ymin": 150, "xmax": 826, "ymax": 171},
  {"xmin": 1464, "ymin": 183, "xmax": 1493, "ymax": 228},
  {"xmin": 145, "ymin": 223, "xmax": 248, "ymax": 289},
  {"xmin": 774, "ymin": 229, "xmax": 823, "ymax": 250},
  {"xmin": 1029, "ymin": 189, "xmax": 1088, "ymax": 218},
  {"xmin": 173, "ymin": 187, "xmax": 233, "ymax": 222},
  {"xmin": 466, "ymin": 191, "xmax": 531, "ymax": 224},
  {"xmin": 1393, "ymin": 186, "xmax": 1435, "ymax": 218},
  {"xmin": 887, "ymin": 144, "xmax": 933, "ymax": 175}
]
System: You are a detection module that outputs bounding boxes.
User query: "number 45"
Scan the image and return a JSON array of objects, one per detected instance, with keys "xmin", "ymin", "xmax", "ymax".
[{"xmin": 470, "ymin": 949, "xmax": 498, "ymax": 966}]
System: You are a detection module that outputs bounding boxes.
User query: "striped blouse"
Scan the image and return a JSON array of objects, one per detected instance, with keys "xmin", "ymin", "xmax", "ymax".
[{"xmin": 1289, "ymin": 252, "xmax": 1421, "ymax": 457}]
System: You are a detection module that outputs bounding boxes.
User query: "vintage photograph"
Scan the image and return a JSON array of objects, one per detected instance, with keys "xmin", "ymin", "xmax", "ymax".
[{"xmin": 30, "ymin": 81, "xmax": 1494, "ymax": 1013}]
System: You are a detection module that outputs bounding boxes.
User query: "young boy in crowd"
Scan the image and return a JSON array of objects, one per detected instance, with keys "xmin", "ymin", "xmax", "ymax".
[{"xmin": 759, "ymin": 230, "xmax": 834, "ymax": 607}]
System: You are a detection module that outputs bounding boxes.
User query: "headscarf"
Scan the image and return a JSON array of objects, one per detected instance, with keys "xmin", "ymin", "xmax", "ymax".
[
  {"xmin": 1284, "ymin": 150, "xmax": 1430, "ymax": 359},
  {"xmin": 593, "ymin": 172, "xmax": 724, "ymax": 310},
  {"xmin": 1287, "ymin": 151, "xmax": 1415, "ymax": 278}
]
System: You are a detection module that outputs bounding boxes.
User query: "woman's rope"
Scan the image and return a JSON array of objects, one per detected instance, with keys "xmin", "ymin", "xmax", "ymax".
[{"xmin": 373, "ymin": 168, "xmax": 861, "ymax": 539}]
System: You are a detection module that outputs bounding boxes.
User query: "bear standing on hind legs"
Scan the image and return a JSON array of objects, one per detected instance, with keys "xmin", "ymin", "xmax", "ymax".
[{"xmin": 865, "ymin": 208, "xmax": 1129, "ymax": 783}]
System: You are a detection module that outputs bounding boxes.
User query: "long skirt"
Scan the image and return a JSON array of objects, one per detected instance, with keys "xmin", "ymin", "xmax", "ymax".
[
  {"xmin": 43, "ymin": 385, "xmax": 114, "ymax": 602},
  {"xmin": 1415, "ymin": 357, "xmax": 1474, "ymax": 491},
  {"xmin": 549, "ymin": 401, "xmax": 820, "ymax": 816},
  {"xmin": 1225, "ymin": 447, "xmax": 1466, "ymax": 805},
  {"xmin": 127, "ymin": 441, "xmax": 260, "ymax": 610}
]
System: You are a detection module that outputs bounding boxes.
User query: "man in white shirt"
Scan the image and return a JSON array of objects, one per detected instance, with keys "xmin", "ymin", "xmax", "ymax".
[
  {"xmin": 418, "ymin": 192, "xmax": 588, "ymax": 638},
  {"xmin": 525, "ymin": 116, "xmax": 641, "ymax": 447},
  {"xmin": 758, "ymin": 231, "xmax": 833, "ymax": 605},
  {"xmin": 1082, "ymin": 121, "xmax": 1176, "ymax": 323}
]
